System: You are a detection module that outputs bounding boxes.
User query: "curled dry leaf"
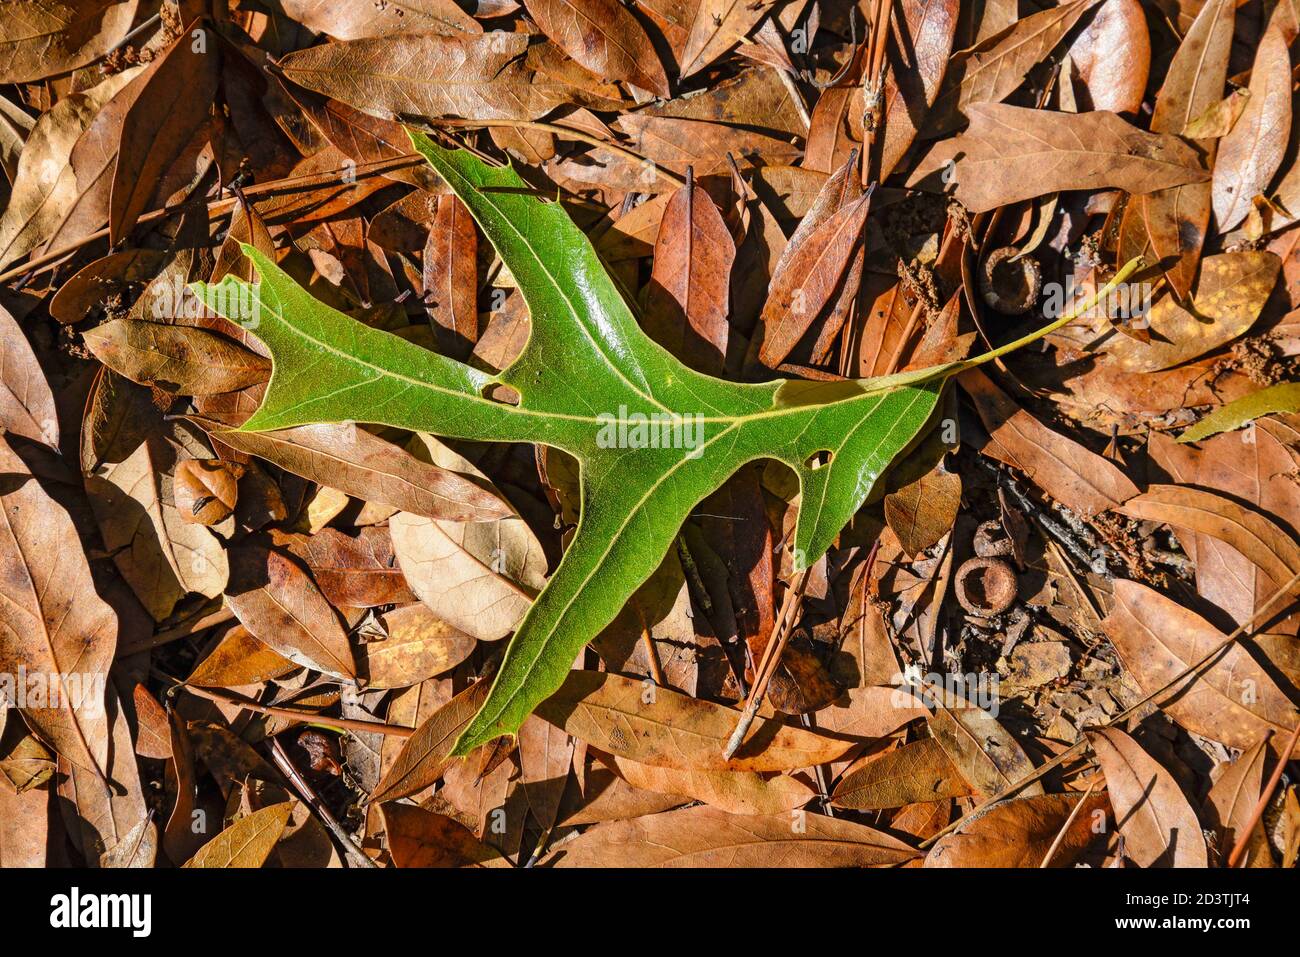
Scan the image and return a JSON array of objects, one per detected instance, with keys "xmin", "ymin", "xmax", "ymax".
[
  {"xmin": 1103, "ymin": 252, "xmax": 1280, "ymax": 372},
  {"xmin": 643, "ymin": 181, "xmax": 736, "ymax": 375},
  {"xmin": 677, "ymin": 0, "xmax": 770, "ymax": 80},
  {"xmin": 518, "ymin": 713, "xmax": 572, "ymax": 832},
  {"xmin": 87, "ymin": 436, "xmax": 229, "ymax": 621},
  {"xmin": 1212, "ymin": 23, "xmax": 1290, "ymax": 233},
  {"xmin": 831, "ymin": 738, "xmax": 973, "ymax": 810},
  {"xmin": 524, "ymin": 0, "xmax": 669, "ymax": 99},
  {"xmin": 755, "ymin": 188, "xmax": 871, "ymax": 368},
  {"xmin": 0, "ymin": 1, "xmax": 140, "ymax": 83},
  {"xmin": 130, "ymin": 683, "xmax": 171, "ymax": 761},
  {"xmin": 877, "ymin": 0, "xmax": 959, "ymax": 179},
  {"xmin": 928, "ymin": 702, "xmax": 1043, "ymax": 799},
  {"xmin": 1134, "ymin": 0, "xmax": 1234, "ymax": 300},
  {"xmin": 275, "ymin": 527, "xmax": 417, "ymax": 608},
  {"xmin": 0, "ymin": 302, "xmax": 58, "ymax": 448},
  {"xmin": 1065, "ymin": 0, "xmax": 1149, "ymax": 115},
  {"xmin": 108, "ymin": 22, "xmax": 220, "ymax": 244},
  {"xmin": 276, "ymin": 0, "xmax": 483, "ymax": 38},
  {"xmin": 214, "ymin": 423, "xmax": 510, "ymax": 523},
  {"xmin": 83, "ymin": 320, "xmax": 270, "ymax": 396},
  {"xmin": 1205, "ymin": 738, "xmax": 1272, "ymax": 866},
  {"xmin": 1189, "ymin": 424, "xmax": 1300, "ymax": 632},
  {"xmin": 370, "ymin": 677, "xmax": 492, "ymax": 803},
  {"xmin": 596, "ymin": 754, "xmax": 814, "ymax": 816},
  {"xmin": 0, "ymin": 69, "xmax": 137, "ymax": 271},
  {"xmin": 360, "ymin": 604, "xmax": 476, "ymax": 689},
  {"xmin": 925, "ymin": 0, "xmax": 1101, "ymax": 134},
  {"xmin": 381, "ymin": 802, "xmax": 504, "ymax": 867},
  {"xmin": 173, "ymin": 458, "xmax": 242, "ymax": 526},
  {"xmin": 276, "ymin": 32, "xmax": 558, "ymax": 122},
  {"xmin": 883, "ymin": 461, "xmax": 961, "ymax": 557},
  {"xmin": 390, "ymin": 503, "xmax": 547, "ymax": 642},
  {"xmin": 422, "ymin": 194, "xmax": 479, "ymax": 361},
  {"xmin": 58, "ymin": 684, "xmax": 149, "ymax": 866},
  {"xmin": 959, "ymin": 368, "xmax": 1139, "ymax": 517},
  {"xmin": 187, "ymin": 624, "xmax": 298, "ymax": 688}
]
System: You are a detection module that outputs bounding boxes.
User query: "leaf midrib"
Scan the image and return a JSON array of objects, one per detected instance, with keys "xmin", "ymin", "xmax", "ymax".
[{"xmin": 253, "ymin": 290, "xmax": 896, "ymax": 430}]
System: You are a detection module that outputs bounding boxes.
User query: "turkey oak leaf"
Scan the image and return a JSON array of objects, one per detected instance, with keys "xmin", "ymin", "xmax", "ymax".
[{"xmin": 192, "ymin": 134, "xmax": 1138, "ymax": 754}]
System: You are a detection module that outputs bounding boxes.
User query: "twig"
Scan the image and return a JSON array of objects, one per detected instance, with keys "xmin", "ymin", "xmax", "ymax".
[
  {"xmin": 861, "ymin": 0, "xmax": 896, "ymax": 185},
  {"xmin": 1227, "ymin": 722, "xmax": 1300, "ymax": 867},
  {"xmin": 172, "ymin": 681, "xmax": 415, "ymax": 738},
  {"xmin": 632, "ymin": 600, "xmax": 668, "ymax": 686},
  {"xmin": 723, "ymin": 567, "xmax": 810, "ymax": 760},
  {"xmin": 776, "ymin": 67, "xmax": 811, "ymax": 132},
  {"xmin": 105, "ymin": 13, "xmax": 162, "ymax": 57},
  {"xmin": 920, "ymin": 565, "xmax": 1300, "ymax": 849},
  {"xmin": 1039, "ymin": 779, "xmax": 1098, "ymax": 867},
  {"xmin": 117, "ymin": 605, "xmax": 234, "ymax": 658},
  {"xmin": 268, "ymin": 737, "xmax": 379, "ymax": 869},
  {"xmin": 429, "ymin": 118, "xmax": 687, "ymax": 186},
  {"xmin": 0, "ymin": 154, "xmax": 424, "ymax": 284}
]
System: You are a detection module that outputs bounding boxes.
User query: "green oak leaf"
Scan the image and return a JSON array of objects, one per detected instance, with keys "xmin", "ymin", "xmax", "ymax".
[{"xmin": 192, "ymin": 131, "xmax": 1138, "ymax": 755}]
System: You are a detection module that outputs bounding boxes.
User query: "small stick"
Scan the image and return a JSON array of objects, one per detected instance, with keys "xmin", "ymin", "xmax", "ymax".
[
  {"xmin": 1226, "ymin": 723, "xmax": 1300, "ymax": 868},
  {"xmin": 861, "ymin": 0, "xmax": 895, "ymax": 185},
  {"xmin": 632, "ymin": 600, "xmax": 667, "ymax": 687},
  {"xmin": 723, "ymin": 567, "xmax": 810, "ymax": 760},
  {"xmin": 117, "ymin": 605, "xmax": 234, "ymax": 658},
  {"xmin": 175, "ymin": 682, "xmax": 415, "ymax": 738},
  {"xmin": 776, "ymin": 67, "xmax": 812, "ymax": 132},
  {"xmin": 0, "ymin": 154, "xmax": 424, "ymax": 284},
  {"xmin": 268, "ymin": 736, "xmax": 379, "ymax": 869},
  {"xmin": 1039, "ymin": 779, "xmax": 1099, "ymax": 867},
  {"xmin": 430, "ymin": 118, "xmax": 687, "ymax": 186}
]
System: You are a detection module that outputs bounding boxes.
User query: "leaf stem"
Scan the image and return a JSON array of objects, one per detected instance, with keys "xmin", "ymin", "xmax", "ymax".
[{"xmin": 959, "ymin": 255, "xmax": 1146, "ymax": 372}]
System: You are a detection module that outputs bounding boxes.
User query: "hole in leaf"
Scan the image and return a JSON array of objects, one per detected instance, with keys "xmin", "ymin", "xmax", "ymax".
[{"xmin": 481, "ymin": 382, "xmax": 520, "ymax": 406}]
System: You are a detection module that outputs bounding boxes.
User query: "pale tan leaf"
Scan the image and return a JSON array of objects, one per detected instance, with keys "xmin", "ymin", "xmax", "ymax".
[
  {"xmin": 1104, "ymin": 580, "xmax": 1300, "ymax": 754},
  {"xmin": 1087, "ymin": 727, "xmax": 1208, "ymax": 867},
  {"xmin": 183, "ymin": 802, "xmax": 294, "ymax": 868},
  {"xmin": 551, "ymin": 805, "xmax": 920, "ymax": 866},
  {"xmin": 0, "ymin": 436, "xmax": 114, "ymax": 774}
]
